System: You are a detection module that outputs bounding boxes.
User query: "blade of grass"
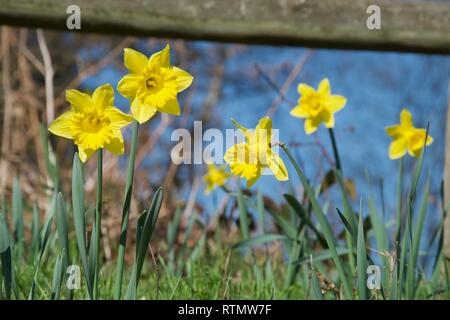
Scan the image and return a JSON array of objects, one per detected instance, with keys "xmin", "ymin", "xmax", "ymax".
[
  {"xmin": 50, "ymin": 253, "xmax": 64, "ymax": 300},
  {"xmin": 310, "ymin": 269, "xmax": 324, "ymax": 300},
  {"xmin": 31, "ymin": 202, "xmax": 41, "ymax": 259},
  {"xmin": 55, "ymin": 193, "xmax": 70, "ymax": 266},
  {"xmin": 114, "ymin": 120, "xmax": 139, "ymax": 300},
  {"xmin": 125, "ymin": 187, "xmax": 163, "ymax": 299},
  {"xmin": 236, "ymin": 186, "xmax": 250, "ymax": 240},
  {"xmin": 257, "ymin": 189, "xmax": 265, "ymax": 233},
  {"xmin": 281, "ymin": 143, "xmax": 352, "ymax": 299},
  {"xmin": 28, "ymin": 196, "xmax": 55, "ymax": 300},
  {"xmin": 93, "ymin": 149, "xmax": 103, "ymax": 300},
  {"xmin": 284, "ymin": 194, "xmax": 327, "ymax": 247},
  {"xmin": 357, "ymin": 199, "xmax": 367, "ymax": 300},
  {"xmin": 412, "ymin": 175, "xmax": 430, "ymax": 272},
  {"xmin": 12, "ymin": 176, "xmax": 24, "ymax": 255},
  {"xmin": 233, "ymin": 234, "xmax": 287, "ymax": 250},
  {"xmin": 71, "ymin": 154, "xmax": 92, "ymax": 299},
  {"xmin": 0, "ymin": 213, "xmax": 12, "ymax": 299}
]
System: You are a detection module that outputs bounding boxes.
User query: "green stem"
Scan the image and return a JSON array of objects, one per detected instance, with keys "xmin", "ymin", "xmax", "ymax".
[
  {"xmin": 396, "ymin": 157, "xmax": 404, "ymax": 243},
  {"xmin": 328, "ymin": 128, "xmax": 342, "ymax": 173},
  {"xmin": 114, "ymin": 120, "xmax": 139, "ymax": 300},
  {"xmin": 93, "ymin": 149, "xmax": 103, "ymax": 300},
  {"xmin": 329, "ymin": 128, "xmax": 355, "ymax": 277},
  {"xmin": 280, "ymin": 142, "xmax": 353, "ymax": 299}
]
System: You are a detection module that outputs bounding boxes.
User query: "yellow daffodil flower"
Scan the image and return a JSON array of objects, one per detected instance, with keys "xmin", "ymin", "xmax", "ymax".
[
  {"xmin": 385, "ymin": 108, "xmax": 433, "ymax": 159},
  {"xmin": 48, "ymin": 84, "xmax": 133, "ymax": 162},
  {"xmin": 117, "ymin": 45, "xmax": 193, "ymax": 124},
  {"xmin": 224, "ymin": 116, "xmax": 288, "ymax": 188},
  {"xmin": 203, "ymin": 164, "xmax": 230, "ymax": 194},
  {"xmin": 290, "ymin": 78, "xmax": 346, "ymax": 134}
]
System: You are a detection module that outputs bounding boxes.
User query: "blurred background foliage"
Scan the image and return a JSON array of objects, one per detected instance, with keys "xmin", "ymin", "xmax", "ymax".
[{"xmin": 0, "ymin": 27, "xmax": 448, "ymax": 282}]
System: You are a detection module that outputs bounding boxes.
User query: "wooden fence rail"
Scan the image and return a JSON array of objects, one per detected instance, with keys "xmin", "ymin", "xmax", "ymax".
[{"xmin": 0, "ymin": 0, "xmax": 450, "ymax": 54}]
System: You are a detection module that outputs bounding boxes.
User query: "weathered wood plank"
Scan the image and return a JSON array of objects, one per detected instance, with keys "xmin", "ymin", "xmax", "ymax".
[{"xmin": 0, "ymin": 0, "xmax": 449, "ymax": 54}]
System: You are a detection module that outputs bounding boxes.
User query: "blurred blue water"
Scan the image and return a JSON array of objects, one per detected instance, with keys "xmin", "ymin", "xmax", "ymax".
[{"xmin": 81, "ymin": 40, "xmax": 450, "ymax": 265}]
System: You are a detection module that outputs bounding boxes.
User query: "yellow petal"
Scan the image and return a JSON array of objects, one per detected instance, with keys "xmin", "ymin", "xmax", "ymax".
[
  {"xmin": 124, "ymin": 48, "xmax": 148, "ymax": 74},
  {"xmin": 171, "ymin": 66, "xmax": 193, "ymax": 92},
  {"xmin": 231, "ymin": 118, "xmax": 250, "ymax": 137},
  {"xmin": 131, "ymin": 98, "xmax": 157, "ymax": 124},
  {"xmin": 256, "ymin": 116, "xmax": 272, "ymax": 132},
  {"xmin": 385, "ymin": 125, "xmax": 401, "ymax": 138},
  {"xmin": 158, "ymin": 98, "xmax": 180, "ymax": 116},
  {"xmin": 426, "ymin": 134, "xmax": 434, "ymax": 146},
  {"xmin": 92, "ymin": 84, "xmax": 114, "ymax": 110},
  {"xmin": 400, "ymin": 108, "xmax": 413, "ymax": 127},
  {"xmin": 117, "ymin": 74, "xmax": 142, "ymax": 98},
  {"xmin": 297, "ymin": 83, "xmax": 315, "ymax": 96},
  {"xmin": 78, "ymin": 145, "xmax": 95, "ymax": 162},
  {"xmin": 105, "ymin": 130, "xmax": 125, "ymax": 155},
  {"xmin": 246, "ymin": 174, "xmax": 260, "ymax": 188},
  {"xmin": 48, "ymin": 111, "xmax": 74, "ymax": 139},
  {"xmin": 290, "ymin": 105, "xmax": 309, "ymax": 118},
  {"xmin": 304, "ymin": 118, "xmax": 319, "ymax": 135},
  {"xmin": 66, "ymin": 89, "xmax": 92, "ymax": 112},
  {"xmin": 318, "ymin": 78, "xmax": 330, "ymax": 95},
  {"xmin": 255, "ymin": 117, "xmax": 272, "ymax": 146},
  {"xmin": 104, "ymin": 107, "xmax": 133, "ymax": 129},
  {"xmin": 327, "ymin": 95, "xmax": 346, "ymax": 112},
  {"xmin": 267, "ymin": 151, "xmax": 288, "ymax": 181},
  {"xmin": 323, "ymin": 111, "xmax": 335, "ymax": 128},
  {"xmin": 407, "ymin": 129, "xmax": 433, "ymax": 157},
  {"xmin": 389, "ymin": 138, "xmax": 407, "ymax": 160},
  {"xmin": 148, "ymin": 45, "xmax": 170, "ymax": 68}
]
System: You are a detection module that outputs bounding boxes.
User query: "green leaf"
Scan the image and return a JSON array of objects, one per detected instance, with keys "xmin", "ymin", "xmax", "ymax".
[
  {"xmin": 236, "ymin": 186, "xmax": 250, "ymax": 239},
  {"xmin": 31, "ymin": 202, "xmax": 41, "ymax": 258},
  {"xmin": 257, "ymin": 189, "xmax": 265, "ymax": 233},
  {"xmin": 294, "ymin": 247, "xmax": 350, "ymax": 265},
  {"xmin": 29, "ymin": 193, "xmax": 55, "ymax": 300},
  {"xmin": 336, "ymin": 208, "xmax": 356, "ymax": 237},
  {"xmin": 51, "ymin": 253, "xmax": 64, "ymax": 300},
  {"xmin": 281, "ymin": 144, "xmax": 353, "ymax": 299},
  {"xmin": 233, "ymin": 234, "xmax": 287, "ymax": 249},
  {"xmin": 412, "ymin": 175, "xmax": 430, "ymax": 272},
  {"xmin": 267, "ymin": 207, "xmax": 297, "ymax": 240},
  {"xmin": 71, "ymin": 154, "xmax": 92, "ymax": 298},
  {"xmin": 125, "ymin": 187, "xmax": 163, "ymax": 299},
  {"xmin": 55, "ymin": 193, "xmax": 70, "ymax": 265},
  {"xmin": 0, "ymin": 213, "xmax": 10, "ymax": 254},
  {"xmin": 357, "ymin": 199, "xmax": 367, "ymax": 300},
  {"xmin": 136, "ymin": 188, "xmax": 162, "ymax": 282},
  {"xmin": 310, "ymin": 270, "xmax": 324, "ymax": 300},
  {"xmin": 285, "ymin": 194, "xmax": 327, "ymax": 247},
  {"xmin": 114, "ymin": 120, "xmax": 139, "ymax": 300},
  {"xmin": 12, "ymin": 176, "xmax": 24, "ymax": 249},
  {"xmin": 0, "ymin": 248, "xmax": 13, "ymax": 299},
  {"xmin": 167, "ymin": 207, "xmax": 183, "ymax": 249}
]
